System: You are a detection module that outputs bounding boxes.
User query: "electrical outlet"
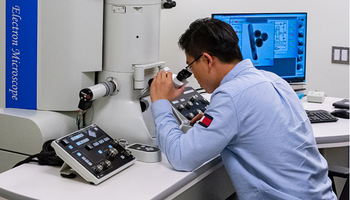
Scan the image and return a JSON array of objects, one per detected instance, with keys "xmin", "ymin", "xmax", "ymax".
[{"xmin": 332, "ymin": 46, "xmax": 349, "ymax": 64}]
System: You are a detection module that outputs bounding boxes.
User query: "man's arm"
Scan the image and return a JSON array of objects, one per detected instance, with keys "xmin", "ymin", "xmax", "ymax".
[{"xmin": 152, "ymin": 92, "xmax": 238, "ymax": 171}]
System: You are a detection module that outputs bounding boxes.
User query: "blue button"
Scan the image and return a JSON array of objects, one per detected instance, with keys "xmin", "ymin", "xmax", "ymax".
[
  {"xmin": 108, "ymin": 145, "xmax": 113, "ymax": 148},
  {"xmin": 98, "ymin": 150, "xmax": 103, "ymax": 154},
  {"xmin": 68, "ymin": 145, "xmax": 73, "ymax": 149}
]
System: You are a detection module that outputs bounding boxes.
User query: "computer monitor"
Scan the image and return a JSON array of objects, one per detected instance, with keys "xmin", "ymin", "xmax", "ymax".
[{"xmin": 212, "ymin": 13, "xmax": 307, "ymax": 83}]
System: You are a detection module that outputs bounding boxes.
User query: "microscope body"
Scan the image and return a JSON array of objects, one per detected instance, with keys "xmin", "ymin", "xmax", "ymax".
[
  {"xmin": 0, "ymin": 0, "xmax": 180, "ymax": 173},
  {"xmin": 91, "ymin": 0, "xmax": 163, "ymax": 145}
]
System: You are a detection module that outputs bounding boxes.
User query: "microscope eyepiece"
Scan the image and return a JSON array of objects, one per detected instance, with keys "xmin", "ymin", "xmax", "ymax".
[
  {"xmin": 148, "ymin": 67, "xmax": 192, "ymax": 89},
  {"xmin": 176, "ymin": 68, "xmax": 192, "ymax": 82}
]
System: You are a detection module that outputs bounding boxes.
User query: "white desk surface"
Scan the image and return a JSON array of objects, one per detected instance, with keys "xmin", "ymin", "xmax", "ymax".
[
  {"xmin": 0, "ymin": 96, "xmax": 348, "ymax": 200},
  {"xmin": 0, "ymin": 154, "xmax": 224, "ymax": 200},
  {"xmin": 301, "ymin": 97, "xmax": 349, "ymax": 148}
]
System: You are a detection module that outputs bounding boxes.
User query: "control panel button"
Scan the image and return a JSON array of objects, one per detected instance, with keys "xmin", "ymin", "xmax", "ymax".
[
  {"xmin": 85, "ymin": 144, "xmax": 94, "ymax": 151},
  {"xmin": 61, "ymin": 138, "xmax": 70, "ymax": 146}
]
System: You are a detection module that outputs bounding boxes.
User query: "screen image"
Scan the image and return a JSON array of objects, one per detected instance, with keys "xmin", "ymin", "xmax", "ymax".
[{"xmin": 212, "ymin": 13, "xmax": 307, "ymax": 83}]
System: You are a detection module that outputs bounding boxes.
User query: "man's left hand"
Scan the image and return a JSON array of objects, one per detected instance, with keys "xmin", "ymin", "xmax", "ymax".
[{"xmin": 150, "ymin": 71, "xmax": 185, "ymax": 103}]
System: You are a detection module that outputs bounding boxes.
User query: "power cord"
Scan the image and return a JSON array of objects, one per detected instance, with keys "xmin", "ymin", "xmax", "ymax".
[{"xmin": 12, "ymin": 139, "xmax": 63, "ymax": 168}]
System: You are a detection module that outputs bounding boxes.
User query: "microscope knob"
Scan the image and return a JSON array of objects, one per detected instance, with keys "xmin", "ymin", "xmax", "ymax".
[
  {"xmin": 190, "ymin": 96, "xmax": 197, "ymax": 102},
  {"xmin": 200, "ymin": 98, "xmax": 209, "ymax": 105},
  {"xmin": 108, "ymin": 148, "xmax": 118, "ymax": 158},
  {"xmin": 95, "ymin": 164, "xmax": 104, "ymax": 173},
  {"xmin": 187, "ymin": 113, "xmax": 194, "ymax": 120},
  {"xmin": 177, "ymin": 104, "xmax": 185, "ymax": 111},
  {"xmin": 124, "ymin": 149, "xmax": 132, "ymax": 157},
  {"xmin": 185, "ymin": 101, "xmax": 193, "ymax": 109},
  {"xmin": 103, "ymin": 160, "xmax": 112, "ymax": 169},
  {"xmin": 195, "ymin": 109, "xmax": 202, "ymax": 115}
]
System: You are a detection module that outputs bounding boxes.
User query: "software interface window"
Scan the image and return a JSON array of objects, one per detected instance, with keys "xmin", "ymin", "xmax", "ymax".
[{"xmin": 213, "ymin": 13, "xmax": 307, "ymax": 83}]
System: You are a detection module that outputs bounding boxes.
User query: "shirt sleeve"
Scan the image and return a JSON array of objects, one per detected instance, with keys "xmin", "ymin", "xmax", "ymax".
[{"xmin": 151, "ymin": 92, "xmax": 239, "ymax": 171}]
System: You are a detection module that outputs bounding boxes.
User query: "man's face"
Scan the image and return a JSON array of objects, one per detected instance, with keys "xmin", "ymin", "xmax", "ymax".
[{"xmin": 185, "ymin": 53, "xmax": 214, "ymax": 93}]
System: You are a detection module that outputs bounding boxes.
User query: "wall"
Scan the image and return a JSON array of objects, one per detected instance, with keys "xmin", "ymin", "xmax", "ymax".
[{"xmin": 159, "ymin": 0, "xmax": 349, "ymax": 98}]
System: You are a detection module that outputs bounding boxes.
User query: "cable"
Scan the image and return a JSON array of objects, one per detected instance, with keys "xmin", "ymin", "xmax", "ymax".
[
  {"xmin": 86, "ymin": 104, "xmax": 94, "ymax": 126},
  {"xmin": 76, "ymin": 110, "xmax": 83, "ymax": 130},
  {"xmin": 12, "ymin": 139, "xmax": 63, "ymax": 168}
]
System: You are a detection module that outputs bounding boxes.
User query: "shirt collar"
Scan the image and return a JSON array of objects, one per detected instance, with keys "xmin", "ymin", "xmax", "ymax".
[{"xmin": 220, "ymin": 59, "xmax": 255, "ymax": 85}]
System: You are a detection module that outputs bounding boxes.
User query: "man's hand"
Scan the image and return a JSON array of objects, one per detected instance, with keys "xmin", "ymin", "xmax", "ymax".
[
  {"xmin": 190, "ymin": 113, "xmax": 204, "ymax": 125},
  {"xmin": 150, "ymin": 71, "xmax": 185, "ymax": 103}
]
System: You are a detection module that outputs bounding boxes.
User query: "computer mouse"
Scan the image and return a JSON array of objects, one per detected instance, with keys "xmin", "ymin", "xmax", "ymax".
[{"xmin": 331, "ymin": 109, "xmax": 349, "ymax": 119}]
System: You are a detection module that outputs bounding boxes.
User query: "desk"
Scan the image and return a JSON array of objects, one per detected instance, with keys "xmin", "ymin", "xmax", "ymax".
[
  {"xmin": 0, "ymin": 97, "xmax": 348, "ymax": 200},
  {"xmin": 301, "ymin": 97, "xmax": 349, "ymax": 148},
  {"xmin": 0, "ymin": 155, "xmax": 234, "ymax": 200}
]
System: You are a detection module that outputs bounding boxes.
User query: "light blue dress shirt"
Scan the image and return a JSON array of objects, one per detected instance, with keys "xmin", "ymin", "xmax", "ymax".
[{"xmin": 151, "ymin": 59, "xmax": 336, "ymax": 200}]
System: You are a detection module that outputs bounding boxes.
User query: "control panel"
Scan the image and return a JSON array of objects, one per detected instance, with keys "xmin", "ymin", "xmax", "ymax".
[
  {"xmin": 170, "ymin": 87, "xmax": 210, "ymax": 132},
  {"xmin": 171, "ymin": 87, "xmax": 210, "ymax": 120},
  {"xmin": 126, "ymin": 143, "xmax": 162, "ymax": 163},
  {"xmin": 51, "ymin": 124, "xmax": 136, "ymax": 185}
]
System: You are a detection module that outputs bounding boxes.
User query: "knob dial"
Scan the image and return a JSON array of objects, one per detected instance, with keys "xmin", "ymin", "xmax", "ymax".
[
  {"xmin": 95, "ymin": 164, "xmax": 103, "ymax": 173},
  {"xmin": 177, "ymin": 104, "xmax": 185, "ymax": 111},
  {"xmin": 200, "ymin": 98, "xmax": 209, "ymax": 105},
  {"xmin": 185, "ymin": 101, "xmax": 193, "ymax": 109},
  {"xmin": 108, "ymin": 148, "xmax": 118, "ymax": 158},
  {"xmin": 190, "ymin": 96, "xmax": 197, "ymax": 102},
  {"xmin": 187, "ymin": 112, "xmax": 194, "ymax": 120},
  {"xmin": 195, "ymin": 109, "xmax": 202, "ymax": 115},
  {"xmin": 103, "ymin": 160, "xmax": 112, "ymax": 169}
]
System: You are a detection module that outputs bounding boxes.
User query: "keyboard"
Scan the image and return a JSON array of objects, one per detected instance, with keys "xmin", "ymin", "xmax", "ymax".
[{"xmin": 306, "ymin": 110, "xmax": 338, "ymax": 123}]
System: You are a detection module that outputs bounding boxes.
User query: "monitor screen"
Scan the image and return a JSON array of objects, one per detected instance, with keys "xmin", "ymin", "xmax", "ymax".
[{"xmin": 212, "ymin": 13, "xmax": 307, "ymax": 83}]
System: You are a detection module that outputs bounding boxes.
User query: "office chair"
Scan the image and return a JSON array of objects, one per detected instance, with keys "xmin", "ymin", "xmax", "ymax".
[{"xmin": 328, "ymin": 165, "xmax": 349, "ymax": 200}]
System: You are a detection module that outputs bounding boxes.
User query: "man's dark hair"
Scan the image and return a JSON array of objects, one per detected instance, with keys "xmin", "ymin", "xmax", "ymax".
[{"xmin": 178, "ymin": 18, "xmax": 243, "ymax": 63}]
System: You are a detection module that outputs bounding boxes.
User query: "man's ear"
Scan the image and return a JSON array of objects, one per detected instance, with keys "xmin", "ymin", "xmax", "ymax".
[
  {"xmin": 203, "ymin": 53, "xmax": 214, "ymax": 71},
  {"xmin": 203, "ymin": 52, "xmax": 213, "ymax": 64}
]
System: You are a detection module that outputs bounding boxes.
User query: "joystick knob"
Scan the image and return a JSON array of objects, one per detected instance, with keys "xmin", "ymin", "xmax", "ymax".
[
  {"xmin": 108, "ymin": 148, "xmax": 118, "ymax": 158},
  {"xmin": 187, "ymin": 113, "xmax": 194, "ymax": 120},
  {"xmin": 95, "ymin": 164, "xmax": 103, "ymax": 173},
  {"xmin": 194, "ymin": 109, "xmax": 202, "ymax": 115},
  {"xmin": 103, "ymin": 160, "xmax": 112, "ymax": 169},
  {"xmin": 177, "ymin": 104, "xmax": 185, "ymax": 111},
  {"xmin": 185, "ymin": 101, "xmax": 193, "ymax": 109},
  {"xmin": 190, "ymin": 96, "xmax": 197, "ymax": 102}
]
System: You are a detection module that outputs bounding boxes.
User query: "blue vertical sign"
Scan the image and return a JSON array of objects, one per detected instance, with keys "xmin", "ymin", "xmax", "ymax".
[{"xmin": 6, "ymin": 0, "xmax": 37, "ymax": 109}]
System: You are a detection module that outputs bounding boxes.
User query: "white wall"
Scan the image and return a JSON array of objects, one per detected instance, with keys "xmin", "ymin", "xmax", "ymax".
[{"xmin": 159, "ymin": 0, "xmax": 350, "ymax": 98}]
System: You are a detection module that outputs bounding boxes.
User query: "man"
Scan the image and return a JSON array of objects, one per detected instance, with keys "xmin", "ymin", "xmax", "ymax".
[{"xmin": 150, "ymin": 18, "xmax": 336, "ymax": 199}]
